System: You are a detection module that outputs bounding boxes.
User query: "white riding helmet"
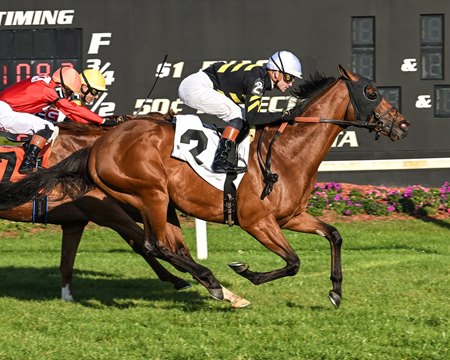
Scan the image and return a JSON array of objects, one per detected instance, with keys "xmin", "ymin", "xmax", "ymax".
[{"xmin": 266, "ymin": 51, "xmax": 302, "ymax": 79}]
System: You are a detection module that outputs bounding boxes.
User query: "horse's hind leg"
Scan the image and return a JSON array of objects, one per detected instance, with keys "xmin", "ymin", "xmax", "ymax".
[
  {"xmin": 132, "ymin": 189, "xmax": 225, "ymax": 300},
  {"xmin": 164, "ymin": 206, "xmax": 249, "ymax": 307},
  {"xmin": 121, "ymin": 221, "xmax": 191, "ymax": 290},
  {"xmin": 74, "ymin": 196, "xmax": 190, "ymax": 290},
  {"xmin": 283, "ymin": 212, "xmax": 343, "ymax": 309},
  {"xmin": 165, "ymin": 205, "xmax": 250, "ymax": 307},
  {"xmin": 89, "ymin": 140, "xmax": 246, "ymax": 306},
  {"xmin": 60, "ymin": 222, "xmax": 88, "ymax": 301}
]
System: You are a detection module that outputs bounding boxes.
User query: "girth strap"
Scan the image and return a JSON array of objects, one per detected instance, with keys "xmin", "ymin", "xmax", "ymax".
[{"xmin": 223, "ymin": 173, "xmax": 238, "ymax": 226}]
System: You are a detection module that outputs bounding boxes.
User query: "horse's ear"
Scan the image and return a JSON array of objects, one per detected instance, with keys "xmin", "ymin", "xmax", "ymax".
[{"xmin": 338, "ymin": 65, "xmax": 358, "ymax": 81}]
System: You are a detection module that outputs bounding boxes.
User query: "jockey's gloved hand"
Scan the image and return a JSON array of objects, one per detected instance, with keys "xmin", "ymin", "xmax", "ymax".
[
  {"xmin": 101, "ymin": 115, "xmax": 129, "ymax": 126},
  {"xmin": 102, "ymin": 117, "xmax": 119, "ymax": 126},
  {"xmin": 281, "ymin": 108, "xmax": 301, "ymax": 125},
  {"xmin": 114, "ymin": 115, "xmax": 130, "ymax": 123}
]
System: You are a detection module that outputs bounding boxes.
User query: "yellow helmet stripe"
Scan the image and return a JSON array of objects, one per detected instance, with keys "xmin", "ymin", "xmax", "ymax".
[{"xmin": 217, "ymin": 63, "xmax": 233, "ymax": 73}]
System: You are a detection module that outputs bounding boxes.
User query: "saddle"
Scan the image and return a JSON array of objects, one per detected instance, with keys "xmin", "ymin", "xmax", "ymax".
[{"xmin": 171, "ymin": 115, "xmax": 252, "ymax": 226}]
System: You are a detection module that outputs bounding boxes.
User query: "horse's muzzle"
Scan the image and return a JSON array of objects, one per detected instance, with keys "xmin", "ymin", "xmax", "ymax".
[
  {"xmin": 399, "ymin": 119, "xmax": 410, "ymax": 136},
  {"xmin": 392, "ymin": 119, "xmax": 410, "ymax": 140}
]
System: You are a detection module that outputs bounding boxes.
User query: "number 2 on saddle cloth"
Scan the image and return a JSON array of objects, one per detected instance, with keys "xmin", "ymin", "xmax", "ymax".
[{"xmin": 0, "ymin": 135, "xmax": 52, "ymax": 184}]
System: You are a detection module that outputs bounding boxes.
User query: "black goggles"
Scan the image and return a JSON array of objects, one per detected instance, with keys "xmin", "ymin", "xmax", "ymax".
[
  {"xmin": 89, "ymin": 87, "xmax": 103, "ymax": 96},
  {"xmin": 282, "ymin": 73, "xmax": 295, "ymax": 83},
  {"xmin": 81, "ymin": 85, "xmax": 103, "ymax": 96}
]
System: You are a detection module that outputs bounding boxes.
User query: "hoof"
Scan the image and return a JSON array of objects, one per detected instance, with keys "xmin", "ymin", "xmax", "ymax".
[
  {"xmin": 174, "ymin": 279, "xmax": 191, "ymax": 290},
  {"xmin": 62, "ymin": 295, "xmax": 74, "ymax": 302},
  {"xmin": 222, "ymin": 286, "xmax": 250, "ymax": 309},
  {"xmin": 231, "ymin": 298, "xmax": 251, "ymax": 309},
  {"xmin": 228, "ymin": 262, "xmax": 249, "ymax": 274},
  {"xmin": 328, "ymin": 290, "xmax": 341, "ymax": 309},
  {"xmin": 208, "ymin": 287, "xmax": 224, "ymax": 301},
  {"xmin": 61, "ymin": 286, "xmax": 74, "ymax": 302}
]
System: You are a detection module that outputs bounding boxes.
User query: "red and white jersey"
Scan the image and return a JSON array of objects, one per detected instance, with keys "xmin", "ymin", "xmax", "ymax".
[{"xmin": 0, "ymin": 75, "xmax": 104, "ymax": 125}]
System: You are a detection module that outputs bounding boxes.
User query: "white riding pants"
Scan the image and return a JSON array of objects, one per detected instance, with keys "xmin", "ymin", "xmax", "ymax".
[
  {"xmin": 178, "ymin": 70, "xmax": 244, "ymax": 122},
  {"xmin": 0, "ymin": 100, "xmax": 56, "ymax": 139}
]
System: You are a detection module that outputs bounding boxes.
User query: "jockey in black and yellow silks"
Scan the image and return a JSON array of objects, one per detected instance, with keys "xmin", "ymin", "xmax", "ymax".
[{"xmin": 178, "ymin": 51, "xmax": 303, "ymax": 173}]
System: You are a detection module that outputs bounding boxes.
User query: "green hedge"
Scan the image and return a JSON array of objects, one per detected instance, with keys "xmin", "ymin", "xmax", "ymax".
[{"xmin": 307, "ymin": 182, "xmax": 450, "ymax": 217}]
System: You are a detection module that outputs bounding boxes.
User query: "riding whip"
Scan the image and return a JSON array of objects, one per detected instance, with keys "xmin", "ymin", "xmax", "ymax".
[{"xmin": 133, "ymin": 53, "xmax": 168, "ymax": 117}]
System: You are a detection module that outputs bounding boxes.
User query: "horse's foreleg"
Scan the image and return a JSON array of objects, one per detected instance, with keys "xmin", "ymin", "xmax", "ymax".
[
  {"xmin": 283, "ymin": 212, "xmax": 342, "ymax": 309},
  {"xmin": 233, "ymin": 218, "xmax": 301, "ymax": 284},
  {"xmin": 60, "ymin": 222, "xmax": 88, "ymax": 302}
]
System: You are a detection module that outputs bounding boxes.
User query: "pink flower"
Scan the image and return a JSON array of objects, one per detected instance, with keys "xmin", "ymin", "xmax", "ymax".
[
  {"xmin": 325, "ymin": 182, "xmax": 342, "ymax": 191},
  {"xmin": 387, "ymin": 205, "xmax": 396, "ymax": 212}
]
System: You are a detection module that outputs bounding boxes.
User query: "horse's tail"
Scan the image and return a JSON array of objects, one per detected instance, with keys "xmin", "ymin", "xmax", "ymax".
[{"xmin": 0, "ymin": 147, "xmax": 94, "ymax": 210}]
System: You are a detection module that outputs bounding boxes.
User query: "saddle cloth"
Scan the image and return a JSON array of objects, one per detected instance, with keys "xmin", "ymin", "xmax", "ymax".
[
  {"xmin": 0, "ymin": 144, "xmax": 52, "ymax": 183},
  {"xmin": 171, "ymin": 114, "xmax": 250, "ymax": 191}
]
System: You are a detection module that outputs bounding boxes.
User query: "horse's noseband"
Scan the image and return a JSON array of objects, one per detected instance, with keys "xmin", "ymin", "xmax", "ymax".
[{"xmin": 372, "ymin": 106, "xmax": 398, "ymax": 139}]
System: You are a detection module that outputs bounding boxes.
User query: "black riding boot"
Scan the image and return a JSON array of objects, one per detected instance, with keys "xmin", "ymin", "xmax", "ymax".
[
  {"xmin": 18, "ymin": 134, "xmax": 47, "ymax": 174},
  {"xmin": 211, "ymin": 138, "xmax": 247, "ymax": 173}
]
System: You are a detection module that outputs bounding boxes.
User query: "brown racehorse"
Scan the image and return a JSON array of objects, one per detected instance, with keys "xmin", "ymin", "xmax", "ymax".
[
  {"xmin": 0, "ymin": 118, "xmax": 189, "ymax": 301},
  {"xmin": 0, "ymin": 66, "xmax": 410, "ymax": 308}
]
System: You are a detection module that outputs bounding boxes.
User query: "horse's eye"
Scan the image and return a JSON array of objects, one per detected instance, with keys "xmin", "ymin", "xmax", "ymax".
[{"xmin": 364, "ymin": 86, "xmax": 378, "ymax": 101}]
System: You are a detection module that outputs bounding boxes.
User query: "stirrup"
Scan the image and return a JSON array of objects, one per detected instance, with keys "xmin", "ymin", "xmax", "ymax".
[{"xmin": 212, "ymin": 160, "xmax": 247, "ymax": 174}]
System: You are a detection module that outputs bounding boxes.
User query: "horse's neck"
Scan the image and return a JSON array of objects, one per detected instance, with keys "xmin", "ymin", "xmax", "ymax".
[
  {"xmin": 260, "ymin": 81, "xmax": 350, "ymax": 203},
  {"xmin": 286, "ymin": 81, "xmax": 349, "ymax": 158}
]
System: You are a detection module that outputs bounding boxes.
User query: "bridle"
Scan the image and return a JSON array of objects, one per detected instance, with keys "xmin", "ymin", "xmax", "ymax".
[
  {"xmin": 257, "ymin": 76, "xmax": 403, "ymax": 199},
  {"xmin": 295, "ymin": 77, "xmax": 401, "ymax": 140},
  {"xmin": 372, "ymin": 106, "xmax": 399, "ymax": 140}
]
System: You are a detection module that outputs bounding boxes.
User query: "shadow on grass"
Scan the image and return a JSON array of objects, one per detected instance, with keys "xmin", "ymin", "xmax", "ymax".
[
  {"xmin": 345, "ymin": 244, "xmax": 440, "ymax": 253},
  {"xmin": 0, "ymin": 266, "xmax": 214, "ymax": 311},
  {"xmin": 399, "ymin": 198, "xmax": 450, "ymax": 230},
  {"xmin": 415, "ymin": 215, "xmax": 450, "ymax": 230}
]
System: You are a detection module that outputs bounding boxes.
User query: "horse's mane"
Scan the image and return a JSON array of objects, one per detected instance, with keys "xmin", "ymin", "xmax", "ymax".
[{"xmin": 290, "ymin": 72, "xmax": 336, "ymax": 110}]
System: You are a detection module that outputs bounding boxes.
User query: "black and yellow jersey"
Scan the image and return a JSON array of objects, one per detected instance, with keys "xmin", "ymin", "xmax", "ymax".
[{"xmin": 203, "ymin": 62, "xmax": 283, "ymax": 126}]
